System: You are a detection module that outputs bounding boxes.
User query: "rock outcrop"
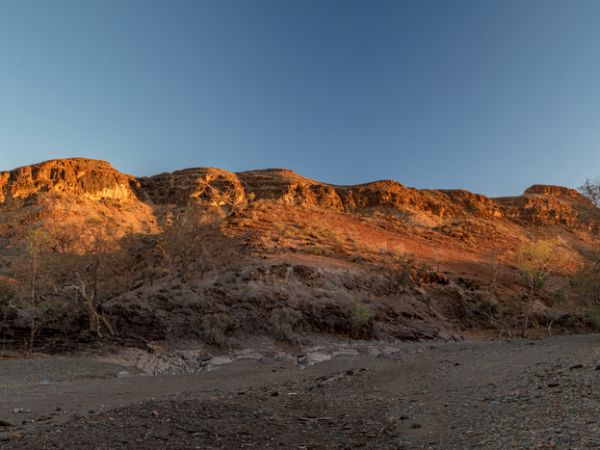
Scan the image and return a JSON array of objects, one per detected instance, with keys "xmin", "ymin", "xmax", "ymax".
[
  {"xmin": 0, "ymin": 158, "xmax": 137, "ymax": 203},
  {"xmin": 495, "ymin": 185, "xmax": 598, "ymax": 230},
  {"xmin": 139, "ymin": 167, "xmax": 247, "ymax": 207},
  {"xmin": 1, "ymin": 159, "xmax": 597, "ymax": 232}
]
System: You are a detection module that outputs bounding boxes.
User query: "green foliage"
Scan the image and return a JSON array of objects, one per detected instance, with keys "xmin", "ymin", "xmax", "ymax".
[
  {"xmin": 512, "ymin": 239, "xmax": 569, "ymax": 336},
  {"xmin": 553, "ymin": 287, "xmax": 567, "ymax": 303},
  {"xmin": 25, "ymin": 228, "xmax": 52, "ymax": 256},
  {"xmin": 514, "ymin": 240, "xmax": 568, "ymax": 294},
  {"xmin": 347, "ymin": 300, "xmax": 375, "ymax": 338},
  {"xmin": 349, "ymin": 300, "xmax": 374, "ymax": 325},
  {"xmin": 515, "ymin": 240, "xmax": 552, "ymax": 290}
]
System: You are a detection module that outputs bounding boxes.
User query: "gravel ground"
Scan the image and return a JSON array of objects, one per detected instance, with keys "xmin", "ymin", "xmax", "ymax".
[{"xmin": 3, "ymin": 334, "xmax": 600, "ymax": 449}]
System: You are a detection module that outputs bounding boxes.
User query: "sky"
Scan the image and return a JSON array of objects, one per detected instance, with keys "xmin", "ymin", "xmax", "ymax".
[{"xmin": 1, "ymin": 0, "xmax": 600, "ymax": 197}]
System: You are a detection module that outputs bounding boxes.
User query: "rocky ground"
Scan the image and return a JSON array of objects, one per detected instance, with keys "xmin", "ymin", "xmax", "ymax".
[{"xmin": 3, "ymin": 335, "xmax": 600, "ymax": 449}]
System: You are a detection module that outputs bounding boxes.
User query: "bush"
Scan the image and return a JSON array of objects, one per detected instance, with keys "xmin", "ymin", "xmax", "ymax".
[
  {"xmin": 477, "ymin": 298, "xmax": 500, "ymax": 320},
  {"xmin": 0, "ymin": 281, "xmax": 15, "ymax": 300},
  {"xmin": 572, "ymin": 263, "xmax": 600, "ymax": 307},
  {"xmin": 395, "ymin": 257, "xmax": 413, "ymax": 288},
  {"xmin": 39, "ymin": 298, "xmax": 69, "ymax": 316},
  {"xmin": 200, "ymin": 313, "xmax": 233, "ymax": 347},
  {"xmin": 268, "ymin": 307, "xmax": 302, "ymax": 342},
  {"xmin": 585, "ymin": 307, "xmax": 600, "ymax": 331},
  {"xmin": 553, "ymin": 287, "xmax": 567, "ymax": 303},
  {"xmin": 347, "ymin": 300, "xmax": 375, "ymax": 338}
]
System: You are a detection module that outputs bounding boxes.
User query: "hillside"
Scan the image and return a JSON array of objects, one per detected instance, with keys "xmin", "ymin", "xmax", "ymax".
[{"xmin": 1, "ymin": 158, "xmax": 600, "ymax": 351}]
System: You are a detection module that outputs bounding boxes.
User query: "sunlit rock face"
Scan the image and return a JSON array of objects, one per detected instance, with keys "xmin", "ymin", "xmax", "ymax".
[
  {"xmin": 494, "ymin": 185, "xmax": 598, "ymax": 229},
  {"xmin": 0, "ymin": 158, "xmax": 597, "ymax": 232},
  {"xmin": 0, "ymin": 158, "xmax": 137, "ymax": 203},
  {"xmin": 139, "ymin": 167, "xmax": 247, "ymax": 208}
]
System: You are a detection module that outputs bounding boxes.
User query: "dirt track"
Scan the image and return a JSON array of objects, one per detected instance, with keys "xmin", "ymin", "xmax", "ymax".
[{"xmin": 3, "ymin": 335, "xmax": 600, "ymax": 449}]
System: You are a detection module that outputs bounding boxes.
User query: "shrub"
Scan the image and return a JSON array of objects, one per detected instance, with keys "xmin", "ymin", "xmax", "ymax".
[
  {"xmin": 347, "ymin": 300, "xmax": 375, "ymax": 338},
  {"xmin": 477, "ymin": 298, "xmax": 500, "ymax": 320},
  {"xmin": 514, "ymin": 240, "xmax": 567, "ymax": 292},
  {"xmin": 571, "ymin": 263, "xmax": 600, "ymax": 307},
  {"xmin": 392, "ymin": 255, "xmax": 413, "ymax": 289},
  {"xmin": 579, "ymin": 178, "xmax": 600, "ymax": 207},
  {"xmin": 512, "ymin": 240, "xmax": 569, "ymax": 336},
  {"xmin": 586, "ymin": 309, "xmax": 600, "ymax": 331},
  {"xmin": 268, "ymin": 307, "xmax": 302, "ymax": 342},
  {"xmin": 200, "ymin": 313, "xmax": 233, "ymax": 347},
  {"xmin": 416, "ymin": 262, "xmax": 433, "ymax": 280},
  {"xmin": 553, "ymin": 287, "xmax": 567, "ymax": 303}
]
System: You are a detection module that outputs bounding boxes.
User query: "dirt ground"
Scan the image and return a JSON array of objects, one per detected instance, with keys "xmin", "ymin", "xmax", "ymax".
[{"xmin": 3, "ymin": 335, "xmax": 600, "ymax": 449}]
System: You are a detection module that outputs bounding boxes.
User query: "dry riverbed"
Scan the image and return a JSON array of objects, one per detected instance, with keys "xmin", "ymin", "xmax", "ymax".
[{"xmin": 2, "ymin": 334, "xmax": 600, "ymax": 449}]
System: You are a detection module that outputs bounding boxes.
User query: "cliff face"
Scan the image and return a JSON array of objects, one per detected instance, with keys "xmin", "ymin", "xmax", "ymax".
[
  {"xmin": 139, "ymin": 164, "xmax": 597, "ymax": 229},
  {"xmin": 0, "ymin": 158, "xmax": 137, "ymax": 203},
  {"xmin": 138, "ymin": 167, "xmax": 508, "ymax": 218},
  {"xmin": 139, "ymin": 167, "xmax": 247, "ymax": 207},
  {"xmin": 0, "ymin": 159, "xmax": 160, "ymax": 242},
  {"xmin": 1, "ymin": 158, "xmax": 597, "ymax": 232},
  {"xmin": 495, "ymin": 185, "xmax": 598, "ymax": 229}
]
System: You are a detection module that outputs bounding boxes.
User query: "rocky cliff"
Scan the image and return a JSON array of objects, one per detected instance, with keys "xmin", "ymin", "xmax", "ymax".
[
  {"xmin": 1, "ymin": 158, "xmax": 598, "ymax": 240},
  {"xmin": 0, "ymin": 158, "xmax": 139, "ymax": 203},
  {"xmin": 4, "ymin": 158, "xmax": 592, "ymax": 229}
]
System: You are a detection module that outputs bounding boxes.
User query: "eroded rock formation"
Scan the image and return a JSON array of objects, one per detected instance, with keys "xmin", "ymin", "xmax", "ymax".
[{"xmin": 1, "ymin": 158, "xmax": 596, "ymax": 231}]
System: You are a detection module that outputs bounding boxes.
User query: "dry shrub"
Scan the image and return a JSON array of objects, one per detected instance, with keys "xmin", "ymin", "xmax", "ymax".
[
  {"xmin": 201, "ymin": 313, "xmax": 233, "ymax": 347},
  {"xmin": 572, "ymin": 262, "xmax": 600, "ymax": 307},
  {"xmin": 477, "ymin": 298, "xmax": 500, "ymax": 322},
  {"xmin": 268, "ymin": 307, "xmax": 302, "ymax": 342},
  {"xmin": 585, "ymin": 306, "xmax": 600, "ymax": 331},
  {"xmin": 394, "ymin": 257, "xmax": 413, "ymax": 288}
]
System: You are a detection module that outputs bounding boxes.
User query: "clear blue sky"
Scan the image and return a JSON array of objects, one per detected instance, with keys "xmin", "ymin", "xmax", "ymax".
[{"xmin": 1, "ymin": 0, "xmax": 600, "ymax": 196}]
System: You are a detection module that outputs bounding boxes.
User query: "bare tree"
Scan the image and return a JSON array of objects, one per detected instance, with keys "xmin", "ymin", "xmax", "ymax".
[
  {"xmin": 64, "ymin": 223, "xmax": 118, "ymax": 336},
  {"xmin": 159, "ymin": 205, "xmax": 232, "ymax": 282},
  {"xmin": 579, "ymin": 178, "xmax": 600, "ymax": 207},
  {"xmin": 572, "ymin": 251, "xmax": 600, "ymax": 308},
  {"xmin": 43, "ymin": 216, "xmax": 123, "ymax": 337},
  {"xmin": 20, "ymin": 228, "xmax": 52, "ymax": 357}
]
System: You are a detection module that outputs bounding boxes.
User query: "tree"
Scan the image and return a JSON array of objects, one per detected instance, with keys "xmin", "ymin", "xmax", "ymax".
[
  {"xmin": 41, "ymin": 214, "xmax": 125, "ymax": 338},
  {"xmin": 514, "ymin": 240, "xmax": 568, "ymax": 336},
  {"xmin": 0, "ymin": 280, "xmax": 17, "ymax": 357},
  {"xmin": 571, "ymin": 252, "xmax": 600, "ymax": 308},
  {"xmin": 21, "ymin": 228, "xmax": 52, "ymax": 357},
  {"xmin": 159, "ymin": 205, "xmax": 232, "ymax": 282},
  {"xmin": 52, "ymin": 219, "xmax": 118, "ymax": 337},
  {"xmin": 579, "ymin": 178, "xmax": 600, "ymax": 207}
]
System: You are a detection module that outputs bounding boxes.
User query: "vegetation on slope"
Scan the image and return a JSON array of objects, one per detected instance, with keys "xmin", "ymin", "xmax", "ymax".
[{"xmin": 1, "ymin": 158, "xmax": 600, "ymax": 355}]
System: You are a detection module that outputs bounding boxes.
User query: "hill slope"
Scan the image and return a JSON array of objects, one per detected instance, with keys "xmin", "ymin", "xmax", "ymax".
[{"xmin": 1, "ymin": 158, "xmax": 599, "ymax": 349}]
